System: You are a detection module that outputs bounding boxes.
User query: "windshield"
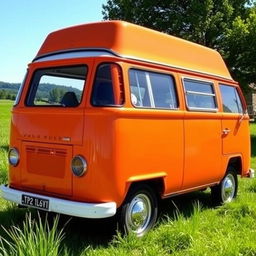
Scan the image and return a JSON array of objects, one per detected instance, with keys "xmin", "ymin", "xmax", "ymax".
[{"xmin": 26, "ymin": 65, "xmax": 87, "ymax": 107}]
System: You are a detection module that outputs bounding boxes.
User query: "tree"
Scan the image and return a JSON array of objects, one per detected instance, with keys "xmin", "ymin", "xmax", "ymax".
[
  {"xmin": 6, "ymin": 93, "xmax": 12, "ymax": 100},
  {"xmin": 223, "ymin": 7, "xmax": 256, "ymax": 89},
  {"xmin": 48, "ymin": 88, "xmax": 65, "ymax": 103},
  {"xmin": 0, "ymin": 90, "xmax": 7, "ymax": 99},
  {"xmin": 102, "ymin": 0, "xmax": 255, "ymax": 91}
]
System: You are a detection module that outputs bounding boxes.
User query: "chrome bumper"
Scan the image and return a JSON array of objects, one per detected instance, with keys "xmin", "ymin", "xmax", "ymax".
[{"xmin": 0, "ymin": 185, "xmax": 116, "ymax": 219}]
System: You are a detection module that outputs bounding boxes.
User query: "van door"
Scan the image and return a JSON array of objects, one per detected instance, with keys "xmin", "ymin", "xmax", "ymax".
[
  {"xmin": 182, "ymin": 78, "xmax": 222, "ymax": 189},
  {"xmin": 220, "ymin": 84, "xmax": 250, "ymax": 158},
  {"xmin": 126, "ymin": 68, "xmax": 184, "ymax": 194},
  {"xmin": 17, "ymin": 64, "xmax": 89, "ymax": 196}
]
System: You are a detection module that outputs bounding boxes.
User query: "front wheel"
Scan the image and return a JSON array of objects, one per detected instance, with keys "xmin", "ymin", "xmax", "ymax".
[
  {"xmin": 211, "ymin": 167, "xmax": 238, "ymax": 204},
  {"xmin": 118, "ymin": 184, "xmax": 158, "ymax": 237}
]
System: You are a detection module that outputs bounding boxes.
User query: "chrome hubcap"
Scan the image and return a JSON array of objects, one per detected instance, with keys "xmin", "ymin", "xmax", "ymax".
[
  {"xmin": 221, "ymin": 174, "xmax": 235, "ymax": 202},
  {"xmin": 126, "ymin": 193, "xmax": 151, "ymax": 235}
]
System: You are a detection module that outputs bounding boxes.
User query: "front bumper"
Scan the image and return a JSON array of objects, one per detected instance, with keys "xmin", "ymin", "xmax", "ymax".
[{"xmin": 0, "ymin": 185, "xmax": 116, "ymax": 219}]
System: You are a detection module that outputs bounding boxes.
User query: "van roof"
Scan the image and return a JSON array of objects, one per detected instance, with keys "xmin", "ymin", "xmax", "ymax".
[{"xmin": 36, "ymin": 21, "xmax": 232, "ymax": 81}]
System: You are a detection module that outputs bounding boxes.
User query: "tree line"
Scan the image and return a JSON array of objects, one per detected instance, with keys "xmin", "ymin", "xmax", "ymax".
[
  {"xmin": 0, "ymin": 90, "xmax": 16, "ymax": 100},
  {"xmin": 0, "ymin": 82, "xmax": 20, "ymax": 100}
]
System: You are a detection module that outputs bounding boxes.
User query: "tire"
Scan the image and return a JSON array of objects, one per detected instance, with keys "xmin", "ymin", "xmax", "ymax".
[
  {"xmin": 118, "ymin": 184, "xmax": 158, "ymax": 237},
  {"xmin": 211, "ymin": 167, "xmax": 238, "ymax": 205}
]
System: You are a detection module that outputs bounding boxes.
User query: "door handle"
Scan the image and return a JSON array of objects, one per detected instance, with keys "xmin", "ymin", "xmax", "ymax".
[{"xmin": 222, "ymin": 128, "xmax": 231, "ymax": 135}]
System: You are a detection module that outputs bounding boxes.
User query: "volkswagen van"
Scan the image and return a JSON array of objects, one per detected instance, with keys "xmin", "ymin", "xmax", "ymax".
[{"xmin": 1, "ymin": 21, "xmax": 254, "ymax": 236}]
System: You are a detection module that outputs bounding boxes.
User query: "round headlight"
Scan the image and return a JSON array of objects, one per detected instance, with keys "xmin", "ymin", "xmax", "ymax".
[
  {"xmin": 71, "ymin": 155, "xmax": 87, "ymax": 177},
  {"xmin": 8, "ymin": 148, "xmax": 20, "ymax": 166}
]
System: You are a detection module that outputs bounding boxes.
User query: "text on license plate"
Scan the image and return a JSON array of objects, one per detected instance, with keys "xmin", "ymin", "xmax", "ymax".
[{"xmin": 21, "ymin": 194, "xmax": 49, "ymax": 210}]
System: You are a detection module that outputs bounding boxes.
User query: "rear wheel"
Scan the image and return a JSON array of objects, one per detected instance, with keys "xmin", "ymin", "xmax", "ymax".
[
  {"xmin": 211, "ymin": 167, "xmax": 238, "ymax": 204},
  {"xmin": 118, "ymin": 184, "xmax": 158, "ymax": 237}
]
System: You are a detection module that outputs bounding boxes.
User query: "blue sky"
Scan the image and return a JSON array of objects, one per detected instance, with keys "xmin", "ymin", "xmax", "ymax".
[{"xmin": 0, "ymin": 0, "xmax": 107, "ymax": 83}]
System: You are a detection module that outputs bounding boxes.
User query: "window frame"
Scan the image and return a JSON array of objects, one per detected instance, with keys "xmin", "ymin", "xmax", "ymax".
[
  {"xmin": 90, "ymin": 62, "xmax": 125, "ymax": 108},
  {"xmin": 219, "ymin": 84, "xmax": 244, "ymax": 114},
  {"xmin": 25, "ymin": 64, "xmax": 88, "ymax": 108},
  {"xmin": 14, "ymin": 70, "xmax": 28, "ymax": 106},
  {"xmin": 128, "ymin": 67, "xmax": 179, "ymax": 110},
  {"xmin": 182, "ymin": 77, "xmax": 218, "ymax": 112}
]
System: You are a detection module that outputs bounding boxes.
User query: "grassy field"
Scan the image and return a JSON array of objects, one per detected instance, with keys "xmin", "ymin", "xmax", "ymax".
[{"xmin": 0, "ymin": 99, "xmax": 256, "ymax": 256}]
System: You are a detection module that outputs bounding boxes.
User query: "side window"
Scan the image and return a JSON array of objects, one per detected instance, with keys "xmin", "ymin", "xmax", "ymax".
[
  {"xmin": 91, "ymin": 63, "xmax": 124, "ymax": 106},
  {"xmin": 183, "ymin": 78, "xmax": 217, "ymax": 111},
  {"xmin": 129, "ymin": 69, "xmax": 178, "ymax": 109},
  {"xmin": 220, "ymin": 85, "xmax": 243, "ymax": 113},
  {"xmin": 26, "ymin": 66, "xmax": 87, "ymax": 107}
]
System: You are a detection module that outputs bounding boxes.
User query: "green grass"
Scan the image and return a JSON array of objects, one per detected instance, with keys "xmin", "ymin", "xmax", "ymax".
[
  {"xmin": 0, "ymin": 214, "xmax": 66, "ymax": 256},
  {"xmin": 0, "ymin": 99, "xmax": 256, "ymax": 255},
  {"xmin": 0, "ymin": 100, "xmax": 12, "ymax": 184}
]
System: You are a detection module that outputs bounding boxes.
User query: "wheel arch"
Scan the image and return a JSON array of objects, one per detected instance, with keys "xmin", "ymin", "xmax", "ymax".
[
  {"xmin": 128, "ymin": 178, "xmax": 165, "ymax": 198},
  {"xmin": 226, "ymin": 156, "xmax": 242, "ymax": 176},
  {"xmin": 122, "ymin": 173, "xmax": 166, "ymax": 206}
]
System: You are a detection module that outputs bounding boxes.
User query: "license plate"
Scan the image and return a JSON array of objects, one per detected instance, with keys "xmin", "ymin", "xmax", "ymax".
[{"xmin": 21, "ymin": 194, "xmax": 49, "ymax": 210}]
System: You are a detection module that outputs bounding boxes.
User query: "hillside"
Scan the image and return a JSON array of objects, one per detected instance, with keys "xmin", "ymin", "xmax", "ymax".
[{"xmin": 0, "ymin": 81, "xmax": 20, "ymax": 92}]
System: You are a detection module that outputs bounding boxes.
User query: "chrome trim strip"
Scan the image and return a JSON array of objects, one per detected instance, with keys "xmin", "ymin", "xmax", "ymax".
[
  {"xmin": 162, "ymin": 182, "xmax": 219, "ymax": 198},
  {"xmin": 34, "ymin": 50, "xmax": 116, "ymax": 62},
  {"xmin": 186, "ymin": 91, "xmax": 216, "ymax": 97},
  {"xmin": 33, "ymin": 48, "xmax": 119, "ymax": 61},
  {"xmin": 33, "ymin": 48, "xmax": 234, "ymax": 82},
  {"xmin": 187, "ymin": 107, "xmax": 218, "ymax": 112}
]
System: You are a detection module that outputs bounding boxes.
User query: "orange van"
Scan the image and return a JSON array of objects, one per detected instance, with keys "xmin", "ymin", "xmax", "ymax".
[{"xmin": 1, "ymin": 21, "xmax": 254, "ymax": 236}]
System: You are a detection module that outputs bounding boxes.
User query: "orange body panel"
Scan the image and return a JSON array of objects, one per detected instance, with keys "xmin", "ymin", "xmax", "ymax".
[{"xmin": 8, "ymin": 21, "xmax": 251, "ymax": 209}]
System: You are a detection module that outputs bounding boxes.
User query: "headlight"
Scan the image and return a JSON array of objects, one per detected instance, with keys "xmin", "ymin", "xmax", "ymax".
[
  {"xmin": 8, "ymin": 148, "xmax": 20, "ymax": 166},
  {"xmin": 71, "ymin": 155, "xmax": 87, "ymax": 177}
]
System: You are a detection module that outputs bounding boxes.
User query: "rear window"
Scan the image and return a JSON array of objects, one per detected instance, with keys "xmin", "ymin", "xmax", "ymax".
[{"xmin": 26, "ymin": 65, "xmax": 87, "ymax": 107}]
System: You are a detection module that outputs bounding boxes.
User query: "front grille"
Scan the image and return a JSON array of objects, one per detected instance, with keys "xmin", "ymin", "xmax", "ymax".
[{"xmin": 26, "ymin": 145, "xmax": 67, "ymax": 178}]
